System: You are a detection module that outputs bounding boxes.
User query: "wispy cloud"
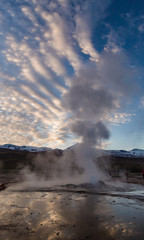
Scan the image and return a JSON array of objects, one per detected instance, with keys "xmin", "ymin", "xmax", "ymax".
[{"xmin": 0, "ymin": 0, "xmax": 140, "ymax": 148}]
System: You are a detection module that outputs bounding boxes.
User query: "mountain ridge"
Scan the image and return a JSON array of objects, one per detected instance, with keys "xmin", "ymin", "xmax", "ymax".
[{"xmin": 0, "ymin": 144, "xmax": 144, "ymax": 158}]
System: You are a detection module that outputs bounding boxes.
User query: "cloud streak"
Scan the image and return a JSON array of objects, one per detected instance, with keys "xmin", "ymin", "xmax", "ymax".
[{"xmin": 0, "ymin": 0, "xmax": 141, "ymax": 148}]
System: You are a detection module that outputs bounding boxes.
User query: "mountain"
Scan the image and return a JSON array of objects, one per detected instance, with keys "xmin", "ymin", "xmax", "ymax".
[
  {"xmin": 0, "ymin": 143, "xmax": 144, "ymax": 157},
  {"xmin": 102, "ymin": 149, "xmax": 144, "ymax": 158},
  {"xmin": 0, "ymin": 144, "xmax": 52, "ymax": 152},
  {"xmin": 0, "ymin": 144, "xmax": 144, "ymax": 176},
  {"xmin": 66, "ymin": 144, "xmax": 144, "ymax": 158}
]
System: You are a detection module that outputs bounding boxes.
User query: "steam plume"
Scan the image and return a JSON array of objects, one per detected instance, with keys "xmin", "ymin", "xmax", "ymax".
[
  {"xmin": 61, "ymin": 52, "xmax": 136, "ymax": 183},
  {"xmin": 18, "ymin": 52, "xmax": 136, "ymax": 187}
]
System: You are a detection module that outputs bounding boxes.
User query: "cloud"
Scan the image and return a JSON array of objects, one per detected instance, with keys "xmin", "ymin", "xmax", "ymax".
[
  {"xmin": 138, "ymin": 23, "xmax": 144, "ymax": 32},
  {"xmin": 139, "ymin": 97, "xmax": 144, "ymax": 109},
  {"xmin": 0, "ymin": 0, "xmax": 140, "ymax": 148},
  {"xmin": 141, "ymin": 97, "xmax": 144, "ymax": 106},
  {"xmin": 74, "ymin": 14, "xmax": 100, "ymax": 62},
  {"xmin": 40, "ymin": 11, "xmax": 82, "ymax": 71},
  {"xmin": 108, "ymin": 112, "xmax": 136, "ymax": 125}
]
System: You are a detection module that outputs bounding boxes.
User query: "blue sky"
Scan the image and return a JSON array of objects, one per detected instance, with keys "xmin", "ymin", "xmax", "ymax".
[{"xmin": 0, "ymin": 0, "xmax": 144, "ymax": 150}]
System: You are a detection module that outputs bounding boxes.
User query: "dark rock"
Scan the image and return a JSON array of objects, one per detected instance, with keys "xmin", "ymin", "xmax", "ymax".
[
  {"xmin": 0, "ymin": 183, "xmax": 6, "ymax": 191},
  {"xmin": 64, "ymin": 184, "xmax": 77, "ymax": 188}
]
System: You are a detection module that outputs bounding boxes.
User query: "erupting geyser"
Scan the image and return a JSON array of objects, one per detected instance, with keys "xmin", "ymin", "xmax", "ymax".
[{"xmin": 61, "ymin": 53, "xmax": 136, "ymax": 183}]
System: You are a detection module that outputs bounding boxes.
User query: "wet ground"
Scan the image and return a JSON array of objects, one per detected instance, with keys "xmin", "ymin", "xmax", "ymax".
[{"xmin": 0, "ymin": 179, "xmax": 144, "ymax": 240}]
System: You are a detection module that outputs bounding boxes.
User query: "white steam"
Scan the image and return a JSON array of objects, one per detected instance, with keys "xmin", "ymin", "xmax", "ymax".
[
  {"xmin": 17, "ymin": 51, "xmax": 136, "ymax": 188},
  {"xmin": 61, "ymin": 51, "xmax": 136, "ymax": 183}
]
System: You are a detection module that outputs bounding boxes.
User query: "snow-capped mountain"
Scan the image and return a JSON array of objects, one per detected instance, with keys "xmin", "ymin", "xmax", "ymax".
[
  {"xmin": 0, "ymin": 144, "xmax": 144, "ymax": 158},
  {"xmin": 66, "ymin": 144, "xmax": 144, "ymax": 158},
  {"xmin": 103, "ymin": 149, "xmax": 144, "ymax": 158},
  {"xmin": 0, "ymin": 144, "xmax": 52, "ymax": 152}
]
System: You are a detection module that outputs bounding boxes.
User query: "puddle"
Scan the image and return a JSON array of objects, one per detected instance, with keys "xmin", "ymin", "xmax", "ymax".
[{"xmin": 0, "ymin": 182, "xmax": 144, "ymax": 240}]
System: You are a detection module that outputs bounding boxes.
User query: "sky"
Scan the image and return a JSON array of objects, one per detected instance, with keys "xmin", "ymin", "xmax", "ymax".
[{"xmin": 0, "ymin": 0, "xmax": 144, "ymax": 150}]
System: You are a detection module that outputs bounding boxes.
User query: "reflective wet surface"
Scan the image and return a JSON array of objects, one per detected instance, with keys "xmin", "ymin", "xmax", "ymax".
[{"xmin": 0, "ymin": 182, "xmax": 144, "ymax": 240}]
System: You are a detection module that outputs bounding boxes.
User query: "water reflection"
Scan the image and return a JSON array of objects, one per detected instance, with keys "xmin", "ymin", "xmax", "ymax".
[{"xmin": 0, "ymin": 187, "xmax": 144, "ymax": 240}]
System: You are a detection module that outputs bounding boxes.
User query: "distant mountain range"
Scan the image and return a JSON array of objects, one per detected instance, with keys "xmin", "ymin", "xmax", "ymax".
[
  {"xmin": 0, "ymin": 144, "xmax": 144, "ymax": 176},
  {"xmin": 0, "ymin": 144, "xmax": 144, "ymax": 158},
  {"xmin": 0, "ymin": 144, "xmax": 52, "ymax": 152}
]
